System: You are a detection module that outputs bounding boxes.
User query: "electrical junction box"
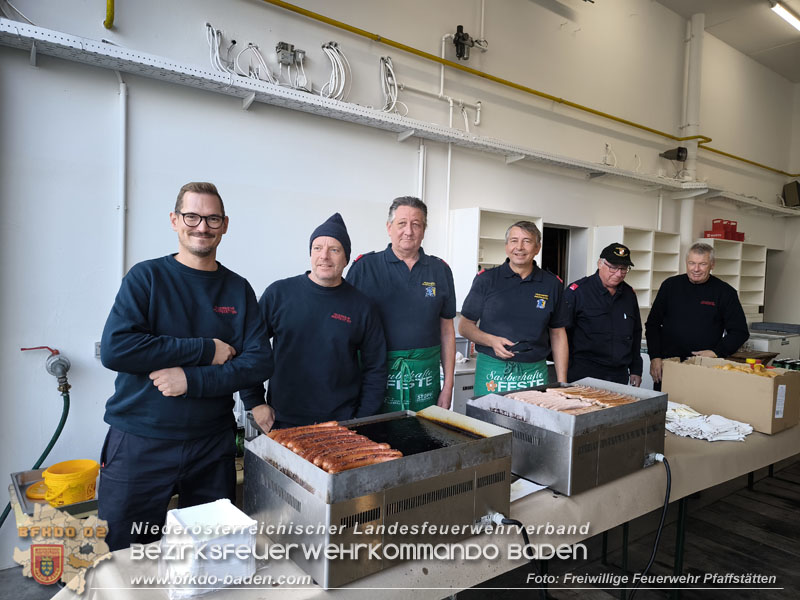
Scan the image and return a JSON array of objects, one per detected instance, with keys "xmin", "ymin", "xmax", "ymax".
[{"xmin": 276, "ymin": 41, "xmax": 295, "ymax": 65}]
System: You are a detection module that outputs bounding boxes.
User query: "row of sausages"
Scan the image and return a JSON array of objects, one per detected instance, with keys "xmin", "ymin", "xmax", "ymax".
[{"xmin": 267, "ymin": 421, "xmax": 402, "ymax": 473}]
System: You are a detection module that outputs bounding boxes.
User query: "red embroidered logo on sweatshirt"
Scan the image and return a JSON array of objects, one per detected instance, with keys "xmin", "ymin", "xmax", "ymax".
[
  {"xmin": 700, "ymin": 300, "xmax": 715, "ymax": 307},
  {"xmin": 214, "ymin": 306, "xmax": 238, "ymax": 315},
  {"xmin": 331, "ymin": 313, "xmax": 352, "ymax": 324}
]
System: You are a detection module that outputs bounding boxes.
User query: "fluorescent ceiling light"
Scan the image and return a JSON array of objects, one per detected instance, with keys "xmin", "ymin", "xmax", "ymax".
[{"xmin": 771, "ymin": 2, "xmax": 800, "ymax": 32}]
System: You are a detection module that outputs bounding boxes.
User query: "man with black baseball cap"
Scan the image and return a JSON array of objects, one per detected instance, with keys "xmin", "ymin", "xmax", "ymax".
[
  {"xmin": 563, "ymin": 242, "xmax": 643, "ymax": 386},
  {"xmin": 239, "ymin": 213, "xmax": 387, "ymax": 430}
]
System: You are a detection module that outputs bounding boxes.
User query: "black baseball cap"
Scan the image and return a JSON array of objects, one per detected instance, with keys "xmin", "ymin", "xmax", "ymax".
[{"xmin": 600, "ymin": 242, "xmax": 634, "ymax": 267}]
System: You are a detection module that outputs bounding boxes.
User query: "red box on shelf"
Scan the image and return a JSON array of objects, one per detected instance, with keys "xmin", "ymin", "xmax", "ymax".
[{"xmin": 706, "ymin": 219, "xmax": 744, "ymax": 241}]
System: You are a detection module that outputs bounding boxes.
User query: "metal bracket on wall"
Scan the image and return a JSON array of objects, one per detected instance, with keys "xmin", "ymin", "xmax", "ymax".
[
  {"xmin": 29, "ymin": 40, "xmax": 36, "ymax": 66},
  {"xmin": 397, "ymin": 129, "xmax": 415, "ymax": 142},
  {"xmin": 669, "ymin": 188, "xmax": 708, "ymax": 201},
  {"xmin": 242, "ymin": 92, "xmax": 256, "ymax": 110},
  {"xmin": 505, "ymin": 154, "xmax": 525, "ymax": 165}
]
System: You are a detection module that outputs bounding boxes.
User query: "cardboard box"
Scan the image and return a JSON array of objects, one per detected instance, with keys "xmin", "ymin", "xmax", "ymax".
[{"xmin": 662, "ymin": 357, "xmax": 800, "ymax": 434}]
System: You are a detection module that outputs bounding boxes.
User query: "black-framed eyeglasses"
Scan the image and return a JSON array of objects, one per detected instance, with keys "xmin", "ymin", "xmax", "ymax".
[
  {"xmin": 602, "ymin": 259, "xmax": 631, "ymax": 274},
  {"xmin": 176, "ymin": 211, "xmax": 225, "ymax": 229}
]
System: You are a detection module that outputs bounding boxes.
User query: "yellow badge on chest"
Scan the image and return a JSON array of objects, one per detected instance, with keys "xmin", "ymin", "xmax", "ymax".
[{"xmin": 422, "ymin": 281, "xmax": 436, "ymax": 297}]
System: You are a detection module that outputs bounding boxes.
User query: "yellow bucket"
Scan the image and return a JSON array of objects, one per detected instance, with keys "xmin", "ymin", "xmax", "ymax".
[{"xmin": 43, "ymin": 459, "xmax": 100, "ymax": 507}]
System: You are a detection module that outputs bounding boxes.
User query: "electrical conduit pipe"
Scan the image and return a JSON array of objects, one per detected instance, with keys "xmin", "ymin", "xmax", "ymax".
[{"xmin": 257, "ymin": 0, "xmax": 799, "ymax": 178}]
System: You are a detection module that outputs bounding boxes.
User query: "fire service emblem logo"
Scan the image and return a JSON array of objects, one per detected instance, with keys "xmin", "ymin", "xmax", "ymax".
[{"xmin": 31, "ymin": 544, "xmax": 64, "ymax": 585}]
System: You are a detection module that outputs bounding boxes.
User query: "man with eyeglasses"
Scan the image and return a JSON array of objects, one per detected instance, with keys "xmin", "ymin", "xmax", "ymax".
[
  {"xmin": 646, "ymin": 242, "xmax": 748, "ymax": 389},
  {"xmin": 459, "ymin": 221, "xmax": 569, "ymax": 396},
  {"xmin": 563, "ymin": 243, "xmax": 643, "ymax": 386},
  {"xmin": 98, "ymin": 181, "xmax": 273, "ymax": 551},
  {"xmin": 240, "ymin": 213, "xmax": 387, "ymax": 430}
]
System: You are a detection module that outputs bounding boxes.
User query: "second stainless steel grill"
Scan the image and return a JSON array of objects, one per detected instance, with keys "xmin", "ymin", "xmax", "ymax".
[{"xmin": 467, "ymin": 378, "xmax": 667, "ymax": 496}]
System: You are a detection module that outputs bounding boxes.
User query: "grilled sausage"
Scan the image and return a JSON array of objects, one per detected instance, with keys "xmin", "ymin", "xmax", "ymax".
[
  {"xmin": 326, "ymin": 453, "xmax": 402, "ymax": 474},
  {"xmin": 309, "ymin": 440, "xmax": 390, "ymax": 465},
  {"xmin": 322, "ymin": 449, "xmax": 402, "ymax": 472},
  {"xmin": 285, "ymin": 429, "xmax": 356, "ymax": 450},
  {"xmin": 288, "ymin": 432, "xmax": 358, "ymax": 453},
  {"xmin": 268, "ymin": 421, "xmax": 340, "ymax": 441}
]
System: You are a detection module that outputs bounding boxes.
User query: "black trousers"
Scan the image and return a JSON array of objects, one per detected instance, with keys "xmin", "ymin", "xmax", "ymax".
[{"xmin": 97, "ymin": 426, "xmax": 236, "ymax": 551}]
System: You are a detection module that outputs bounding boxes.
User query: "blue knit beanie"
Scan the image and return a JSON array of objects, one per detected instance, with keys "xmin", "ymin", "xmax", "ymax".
[{"xmin": 309, "ymin": 213, "xmax": 351, "ymax": 262}]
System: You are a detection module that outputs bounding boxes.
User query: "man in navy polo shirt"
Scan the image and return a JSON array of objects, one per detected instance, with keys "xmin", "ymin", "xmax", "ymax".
[
  {"xmin": 347, "ymin": 197, "xmax": 456, "ymax": 412},
  {"xmin": 99, "ymin": 182, "xmax": 273, "ymax": 550},
  {"xmin": 459, "ymin": 221, "xmax": 569, "ymax": 396},
  {"xmin": 240, "ymin": 213, "xmax": 387, "ymax": 429},
  {"xmin": 564, "ymin": 243, "xmax": 643, "ymax": 386}
]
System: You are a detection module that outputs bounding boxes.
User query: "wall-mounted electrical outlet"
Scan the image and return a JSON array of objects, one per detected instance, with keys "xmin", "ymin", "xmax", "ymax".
[{"xmin": 95, "ymin": 342, "xmax": 101, "ymax": 358}]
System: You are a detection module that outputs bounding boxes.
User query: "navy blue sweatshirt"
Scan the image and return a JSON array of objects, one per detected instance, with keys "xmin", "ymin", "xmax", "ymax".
[
  {"xmin": 239, "ymin": 274, "xmax": 387, "ymax": 426},
  {"xmin": 646, "ymin": 274, "xmax": 749, "ymax": 360},
  {"xmin": 101, "ymin": 255, "xmax": 273, "ymax": 440}
]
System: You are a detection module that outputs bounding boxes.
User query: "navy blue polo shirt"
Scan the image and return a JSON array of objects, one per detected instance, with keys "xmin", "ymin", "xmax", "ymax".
[
  {"xmin": 563, "ymin": 271, "xmax": 643, "ymax": 376},
  {"xmin": 461, "ymin": 259, "xmax": 569, "ymax": 363},
  {"xmin": 346, "ymin": 244, "xmax": 456, "ymax": 351}
]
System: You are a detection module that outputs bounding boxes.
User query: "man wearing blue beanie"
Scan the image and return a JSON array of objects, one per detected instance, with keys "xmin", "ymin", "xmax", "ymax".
[
  {"xmin": 240, "ymin": 213, "xmax": 387, "ymax": 430},
  {"xmin": 309, "ymin": 212, "xmax": 351, "ymax": 263}
]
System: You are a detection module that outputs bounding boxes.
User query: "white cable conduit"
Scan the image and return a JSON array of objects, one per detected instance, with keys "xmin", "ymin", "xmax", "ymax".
[
  {"xmin": 444, "ymin": 98, "xmax": 454, "ymax": 250},
  {"xmin": 684, "ymin": 13, "xmax": 704, "ymax": 183},
  {"xmin": 440, "ymin": 33, "xmax": 453, "ymax": 98},
  {"xmin": 398, "ymin": 81, "xmax": 481, "ymax": 126},
  {"xmin": 679, "ymin": 20, "xmax": 690, "ymax": 139},
  {"xmin": 479, "ymin": 0, "xmax": 486, "ymax": 42},
  {"xmin": 115, "ymin": 70, "xmax": 128, "ymax": 279},
  {"xmin": 417, "ymin": 139, "xmax": 426, "ymax": 200},
  {"xmin": 679, "ymin": 13, "xmax": 704, "ymax": 258}
]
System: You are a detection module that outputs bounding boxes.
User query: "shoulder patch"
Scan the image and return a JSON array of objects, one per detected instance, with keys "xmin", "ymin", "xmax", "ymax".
[
  {"xmin": 477, "ymin": 268, "xmax": 486, "ymax": 276},
  {"xmin": 353, "ymin": 254, "xmax": 364, "ymax": 262},
  {"xmin": 569, "ymin": 283, "xmax": 579, "ymax": 290}
]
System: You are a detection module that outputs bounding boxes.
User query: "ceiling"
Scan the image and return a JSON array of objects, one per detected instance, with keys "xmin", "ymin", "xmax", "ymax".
[{"xmin": 656, "ymin": 0, "xmax": 800, "ymax": 83}]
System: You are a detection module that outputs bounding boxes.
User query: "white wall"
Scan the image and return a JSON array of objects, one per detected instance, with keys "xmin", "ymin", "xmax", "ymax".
[
  {"xmin": 1, "ymin": 0, "xmax": 799, "ymax": 566},
  {"xmin": 792, "ymin": 84, "xmax": 800, "ymax": 168}
]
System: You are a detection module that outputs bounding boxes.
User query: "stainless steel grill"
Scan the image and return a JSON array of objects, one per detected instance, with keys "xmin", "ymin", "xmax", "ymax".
[
  {"xmin": 243, "ymin": 405, "xmax": 512, "ymax": 589},
  {"xmin": 467, "ymin": 378, "xmax": 667, "ymax": 496}
]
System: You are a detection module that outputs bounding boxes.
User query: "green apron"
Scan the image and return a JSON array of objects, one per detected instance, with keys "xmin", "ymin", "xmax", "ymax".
[
  {"xmin": 383, "ymin": 345, "xmax": 441, "ymax": 413},
  {"xmin": 473, "ymin": 353, "xmax": 548, "ymax": 397}
]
